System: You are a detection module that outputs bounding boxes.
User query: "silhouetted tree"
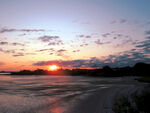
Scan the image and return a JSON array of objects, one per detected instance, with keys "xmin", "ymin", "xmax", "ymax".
[{"xmin": 133, "ymin": 62, "xmax": 150, "ymax": 76}]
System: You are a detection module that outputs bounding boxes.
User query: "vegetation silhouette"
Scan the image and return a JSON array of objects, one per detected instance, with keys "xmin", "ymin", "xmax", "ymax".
[
  {"xmin": 11, "ymin": 62, "xmax": 150, "ymax": 77},
  {"xmin": 113, "ymin": 90, "xmax": 150, "ymax": 113}
]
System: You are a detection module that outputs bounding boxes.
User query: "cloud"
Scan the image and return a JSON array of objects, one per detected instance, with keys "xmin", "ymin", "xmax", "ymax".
[
  {"xmin": 0, "ymin": 41, "xmax": 25, "ymax": 46},
  {"xmin": 72, "ymin": 50, "xmax": 80, "ymax": 52},
  {"xmin": 33, "ymin": 59, "xmax": 91, "ymax": 68},
  {"xmin": 48, "ymin": 40, "xmax": 63, "ymax": 46},
  {"xmin": 33, "ymin": 48, "xmax": 150, "ymax": 68},
  {"xmin": 0, "ymin": 42, "xmax": 8, "ymax": 45},
  {"xmin": 136, "ymin": 39, "xmax": 150, "ymax": 53},
  {"xmin": 110, "ymin": 19, "xmax": 127, "ymax": 24},
  {"xmin": 11, "ymin": 42, "xmax": 25, "ymax": 46},
  {"xmin": 38, "ymin": 35, "xmax": 59, "ymax": 42},
  {"xmin": 120, "ymin": 19, "xmax": 127, "ymax": 23},
  {"xmin": 102, "ymin": 33, "xmax": 111, "ymax": 38},
  {"xmin": 36, "ymin": 48, "xmax": 55, "ymax": 52},
  {"xmin": 13, "ymin": 52, "xmax": 24, "ymax": 57},
  {"xmin": 12, "ymin": 52, "xmax": 36, "ymax": 57},
  {"xmin": 57, "ymin": 49, "xmax": 66, "ymax": 53},
  {"xmin": 56, "ymin": 49, "xmax": 68, "ymax": 57},
  {"xmin": 78, "ymin": 35, "xmax": 91, "ymax": 38},
  {"xmin": 0, "ymin": 28, "xmax": 45, "ymax": 33},
  {"xmin": 0, "ymin": 48, "xmax": 36, "ymax": 57},
  {"xmin": 0, "ymin": 48, "xmax": 15, "ymax": 54},
  {"xmin": 38, "ymin": 35, "xmax": 63, "ymax": 46},
  {"xmin": 146, "ymin": 36, "xmax": 150, "ymax": 39},
  {"xmin": 94, "ymin": 39, "xmax": 110, "ymax": 45},
  {"xmin": 80, "ymin": 43, "xmax": 88, "ymax": 47}
]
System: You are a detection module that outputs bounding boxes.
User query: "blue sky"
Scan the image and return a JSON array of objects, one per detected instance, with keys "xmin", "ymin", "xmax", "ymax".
[{"xmin": 0, "ymin": 0, "xmax": 150, "ymax": 70}]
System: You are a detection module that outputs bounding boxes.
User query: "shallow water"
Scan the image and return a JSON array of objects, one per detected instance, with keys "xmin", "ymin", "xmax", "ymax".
[{"xmin": 0, "ymin": 75, "xmax": 134, "ymax": 113}]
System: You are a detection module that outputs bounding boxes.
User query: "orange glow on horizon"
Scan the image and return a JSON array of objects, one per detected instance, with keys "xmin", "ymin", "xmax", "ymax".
[{"xmin": 48, "ymin": 65, "xmax": 59, "ymax": 71}]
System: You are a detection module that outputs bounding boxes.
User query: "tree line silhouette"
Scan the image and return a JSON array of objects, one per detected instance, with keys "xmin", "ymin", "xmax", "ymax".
[{"xmin": 11, "ymin": 62, "xmax": 150, "ymax": 77}]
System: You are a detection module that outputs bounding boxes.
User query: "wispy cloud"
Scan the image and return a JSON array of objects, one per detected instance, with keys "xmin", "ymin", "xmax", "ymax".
[
  {"xmin": 0, "ymin": 41, "xmax": 25, "ymax": 46},
  {"xmin": 78, "ymin": 35, "xmax": 92, "ymax": 38},
  {"xmin": 38, "ymin": 35, "xmax": 59, "ymax": 42},
  {"xmin": 11, "ymin": 42, "xmax": 25, "ymax": 46},
  {"xmin": 94, "ymin": 39, "xmax": 110, "ymax": 45},
  {"xmin": 0, "ymin": 48, "xmax": 15, "ymax": 54},
  {"xmin": 36, "ymin": 48, "xmax": 55, "ymax": 52},
  {"xmin": 80, "ymin": 43, "xmax": 88, "ymax": 47},
  {"xmin": 0, "ymin": 28, "xmax": 46, "ymax": 33},
  {"xmin": 72, "ymin": 50, "xmax": 80, "ymax": 52},
  {"xmin": 48, "ymin": 40, "xmax": 64, "ymax": 46},
  {"xmin": 0, "ymin": 42, "xmax": 8, "ymax": 45},
  {"xmin": 13, "ymin": 52, "xmax": 24, "ymax": 57},
  {"xmin": 38, "ymin": 35, "xmax": 64, "ymax": 46},
  {"xmin": 110, "ymin": 19, "xmax": 127, "ymax": 24}
]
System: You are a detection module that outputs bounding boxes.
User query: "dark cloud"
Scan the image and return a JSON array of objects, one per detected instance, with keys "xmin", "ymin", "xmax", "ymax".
[
  {"xmin": 56, "ymin": 49, "xmax": 67, "ymax": 57},
  {"xmin": 38, "ymin": 35, "xmax": 59, "ymax": 42},
  {"xmin": 33, "ymin": 59, "xmax": 90, "ymax": 68},
  {"xmin": 0, "ymin": 28, "xmax": 45, "ymax": 34},
  {"xmin": 136, "ymin": 39, "xmax": 150, "ymax": 53},
  {"xmin": 48, "ymin": 40, "xmax": 63, "ymax": 46},
  {"xmin": 11, "ymin": 42, "xmax": 25, "ymax": 46},
  {"xmin": 146, "ymin": 36, "xmax": 150, "ymax": 39},
  {"xmin": 0, "ymin": 42, "xmax": 8, "ymax": 45},
  {"xmin": 57, "ymin": 49, "xmax": 66, "ymax": 53},
  {"xmin": 38, "ymin": 35, "xmax": 63, "ymax": 46},
  {"xmin": 33, "ymin": 50, "xmax": 150, "ymax": 68},
  {"xmin": 78, "ymin": 35, "xmax": 91, "ymax": 38}
]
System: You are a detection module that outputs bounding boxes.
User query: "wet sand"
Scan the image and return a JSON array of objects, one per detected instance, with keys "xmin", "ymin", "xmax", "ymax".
[{"xmin": 0, "ymin": 76, "xmax": 146, "ymax": 113}]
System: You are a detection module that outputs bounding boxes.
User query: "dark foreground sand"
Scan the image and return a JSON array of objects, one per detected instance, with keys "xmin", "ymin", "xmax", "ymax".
[
  {"xmin": 68, "ymin": 84, "xmax": 144, "ymax": 113},
  {"xmin": 0, "ymin": 76, "xmax": 146, "ymax": 113}
]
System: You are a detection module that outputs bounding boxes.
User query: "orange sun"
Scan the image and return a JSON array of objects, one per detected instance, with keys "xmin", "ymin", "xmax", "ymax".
[{"xmin": 48, "ymin": 65, "xmax": 59, "ymax": 71}]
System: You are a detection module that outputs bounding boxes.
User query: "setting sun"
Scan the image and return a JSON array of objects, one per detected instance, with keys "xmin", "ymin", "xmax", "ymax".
[{"xmin": 48, "ymin": 65, "xmax": 59, "ymax": 71}]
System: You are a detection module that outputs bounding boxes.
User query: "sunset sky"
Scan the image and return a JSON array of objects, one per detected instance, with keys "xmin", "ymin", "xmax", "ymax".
[{"xmin": 0, "ymin": 0, "xmax": 150, "ymax": 71}]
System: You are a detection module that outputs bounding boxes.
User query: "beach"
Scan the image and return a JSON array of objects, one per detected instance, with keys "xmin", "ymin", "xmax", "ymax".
[{"xmin": 0, "ymin": 75, "xmax": 146, "ymax": 113}]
